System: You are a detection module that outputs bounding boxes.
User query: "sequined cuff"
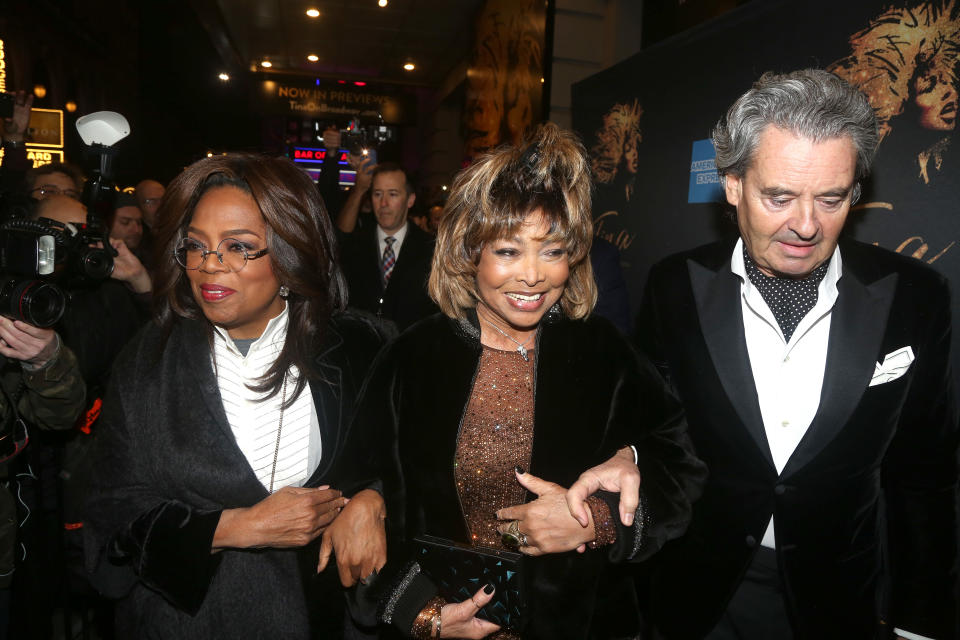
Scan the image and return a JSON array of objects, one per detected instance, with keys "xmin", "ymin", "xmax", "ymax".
[
  {"xmin": 586, "ymin": 495, "xmax": 617, "ymax": 549},
  {"xmin": 410, "ymin": 596, "xmax": 446, "ymax": 639},
  {"xmin": 628, "ymin": 488, "xmax": 650, "ymax": 560},
  {"xmin": 381, "ymin": 562, "xmax": 421, "ymax": 625}
]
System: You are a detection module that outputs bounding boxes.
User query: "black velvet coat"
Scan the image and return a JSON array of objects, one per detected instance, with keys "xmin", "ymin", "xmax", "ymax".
[
  {"xmin": 638, "ymin": 239, "xmax": 960, "ymax": 639},
  {"xmin": 349, "ymin": 310, "xmax": 706, "ymax": 639},
  {"xmin": 83, "ymin": 311, "xmax": 387, "ymax": 639}
]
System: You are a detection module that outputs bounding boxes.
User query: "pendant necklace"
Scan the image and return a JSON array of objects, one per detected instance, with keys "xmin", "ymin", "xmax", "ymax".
[
  {"xmin": 268, "ymin": 371, "xmax": 289, "ymax": 493},
  {"xmin": 483, "ymin": 321, "xmax": 534, "ymax": 361}
]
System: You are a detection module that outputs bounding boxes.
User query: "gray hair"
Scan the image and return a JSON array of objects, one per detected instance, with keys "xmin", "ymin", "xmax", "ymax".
[{"xmin": 712, "ymin": 69, "xmax": 879, "ymax": 202}]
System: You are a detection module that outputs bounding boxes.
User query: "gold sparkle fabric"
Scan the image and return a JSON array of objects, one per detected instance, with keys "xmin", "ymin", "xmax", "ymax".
[{"xmin": 455, "ymin": 345, "xmax": 535, "ymax": 550}]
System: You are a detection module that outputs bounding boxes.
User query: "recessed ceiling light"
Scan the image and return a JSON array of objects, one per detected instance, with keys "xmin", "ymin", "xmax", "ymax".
[
  {"xmin": 307, "ymin": 54, "xmax": 319, "ymax": 62},
  {"xmin": 306, "ymin": 8, "xmax": 320, "ymax": 17},
  {"xmin": 378, "ymin": 0, "xmax": 388, "ymax": 6},
  {"xmin": 218, "ymin": 73, "xmax": 230, "ymax": 81},
  {"xmin": 403, "ymin": 62, "xmax": 415, "ymax": 71},
  {"xmin": 261, "ymin": 60, "xmax": 273, "ymax": 68}
]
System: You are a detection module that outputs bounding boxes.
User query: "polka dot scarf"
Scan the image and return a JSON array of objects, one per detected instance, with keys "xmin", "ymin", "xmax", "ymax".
[{"xmin": 743, "ymin": 246, "xmax": 831, "ymax": 343}]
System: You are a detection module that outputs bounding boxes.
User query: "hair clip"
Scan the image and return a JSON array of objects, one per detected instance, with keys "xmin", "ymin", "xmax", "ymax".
[{"xmin": 520, "ymin": 144, "xmax": 540, "ymax": 171}]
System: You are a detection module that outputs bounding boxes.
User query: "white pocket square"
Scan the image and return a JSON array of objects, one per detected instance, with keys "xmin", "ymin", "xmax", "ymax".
[{"xmin": 869, "ymin": 346, "xmax": 915, "ymax": 386}]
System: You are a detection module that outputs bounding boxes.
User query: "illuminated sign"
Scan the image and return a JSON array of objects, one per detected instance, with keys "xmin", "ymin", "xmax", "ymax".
[
  {"xmin": 0, "ymin": 39, "xmax": 6, "ymax": 93},
  {"xmin": 292, "ymin": 147, "xmax": 350, "ymax": 164},
  {"xmin": 27, "ymin": 109, "xmax": 64, "ymax": 148},
  {"xmin": 27, "ymin": 149, "xmax": 65, "ymax": 168}
]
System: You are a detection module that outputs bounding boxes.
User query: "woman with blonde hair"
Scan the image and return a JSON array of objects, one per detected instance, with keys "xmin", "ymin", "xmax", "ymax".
[{"xmin": 346, "ymin": 123, "xmax": 704, "ymax": 639}]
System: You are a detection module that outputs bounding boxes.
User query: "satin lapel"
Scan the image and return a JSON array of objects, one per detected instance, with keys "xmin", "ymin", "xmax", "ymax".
[
  {"xmin": 688, "ymin": 258, "xmax": 774, "ymax": 467},
  {"xmin": 781, "ymin": 269, "xmax": 897, "ymax": 478},
  {"xmin": 305, "ymin": 333, "xmax": 345, "ymax": 485}
]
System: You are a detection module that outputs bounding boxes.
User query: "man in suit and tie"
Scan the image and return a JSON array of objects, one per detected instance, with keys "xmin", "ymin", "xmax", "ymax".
[
  {"xmin": 338, "ymin": 162, "xmax": 437, "ymax": 331},
  {"xmin": 571, "ymin": 69, "xmax": 958, "ymax": 639}
]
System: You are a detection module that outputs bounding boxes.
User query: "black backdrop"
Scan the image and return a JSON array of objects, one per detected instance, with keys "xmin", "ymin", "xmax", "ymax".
[{"xmin": 572, "ymin": 0, "xmax": 960, "ymax": 349}]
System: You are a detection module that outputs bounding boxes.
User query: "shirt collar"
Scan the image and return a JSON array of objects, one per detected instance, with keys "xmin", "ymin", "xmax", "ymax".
[
  {"xmin": 213, "ymin": 301, "xmax": 289, "ymax": 357},
  {"xmin": 731, "ymin": 238, "xmax": 843, "ymax": 297},
  {"xmin": 377, "ymin": 220, "xmax": 408, "ymax": 246}
]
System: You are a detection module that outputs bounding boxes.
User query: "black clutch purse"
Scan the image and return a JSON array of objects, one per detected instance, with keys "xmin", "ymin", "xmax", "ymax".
[{"xmin": 413, "ymin": 534, "xmax": 526, "ymax": 632}]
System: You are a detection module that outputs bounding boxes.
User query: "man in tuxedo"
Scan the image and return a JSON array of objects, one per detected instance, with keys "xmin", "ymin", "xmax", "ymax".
[
  {"xmin": 628, "ymin": 70, "xmax": 958, "ymax": 638},
  {"xmin": 338, "ymin": 162, "xmax": 437, "ymax": 331}
]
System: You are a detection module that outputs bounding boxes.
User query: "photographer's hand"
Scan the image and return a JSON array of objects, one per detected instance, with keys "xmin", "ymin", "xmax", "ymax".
[
  {"xmin": 322, "ymin": 126, "xmax": 341, "ymax": 150},
  {"xmin": 0, "ymin": 318, "xmax": 58, "ymax": 368},
  {"xmin": 109, "ymin": 238, "xmax": 152, "ymax": 293},
  {"xmin": 2, "ymin": 90, "xmax": 33, "ymax": 143}
]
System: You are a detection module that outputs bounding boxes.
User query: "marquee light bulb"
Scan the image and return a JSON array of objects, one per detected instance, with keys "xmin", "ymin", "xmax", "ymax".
[{"xmin": 306, "ymin": 8, "xmax": 320, "ymax": 17}]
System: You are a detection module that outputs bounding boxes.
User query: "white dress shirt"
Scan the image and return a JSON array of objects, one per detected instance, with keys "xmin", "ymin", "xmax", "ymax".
[
  {"xmin": 212, "ymin": 304, "xmax": 321, "ymax": 491},
  {"xmin": 732, "ymin": 239, "xmax": 841, "ymax": 548},
  {"xmin": 377, "ymin": 221, "xmax": 408, "ymax": 261}
]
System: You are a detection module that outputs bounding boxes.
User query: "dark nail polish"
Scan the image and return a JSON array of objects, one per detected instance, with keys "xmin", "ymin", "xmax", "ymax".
[
  {"xmin": 484, "ymin": 583, "xmax": 495, "ymax": 594},
  {"xmin": 515, "ymin": 466, "xmax": 525, "ymax": 475}
]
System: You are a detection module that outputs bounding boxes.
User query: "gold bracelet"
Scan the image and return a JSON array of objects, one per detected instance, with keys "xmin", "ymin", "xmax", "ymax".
[{"xmin": 411, "ymin": 596, "xmax": 445, "ymax": 639}]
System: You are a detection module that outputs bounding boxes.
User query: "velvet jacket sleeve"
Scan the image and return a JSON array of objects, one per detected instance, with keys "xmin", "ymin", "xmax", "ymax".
[
  {"xmin": 82, "ymin": 339, "xmax": 223, "ymax": 615},
  {"xmin": 881, "ymin": 274, "xmax": 959, "ymax": 638}
]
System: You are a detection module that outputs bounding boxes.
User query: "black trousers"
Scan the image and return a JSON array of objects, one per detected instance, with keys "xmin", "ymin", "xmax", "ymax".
[{"xmin": 704, "ymin": 547, "xmax": 793, "ymax": 640}]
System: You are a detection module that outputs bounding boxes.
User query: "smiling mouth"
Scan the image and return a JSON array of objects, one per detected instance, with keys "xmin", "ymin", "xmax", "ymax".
[
  {"xmin": 506, "ymin": 292, "xmax": 544, "ymax": 302},
  {"xmin": 200, "ymin": 284, "xmax": 236, "ymax": 301}
]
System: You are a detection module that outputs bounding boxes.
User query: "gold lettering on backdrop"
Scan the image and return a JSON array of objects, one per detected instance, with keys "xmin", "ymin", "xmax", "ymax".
[
  {"xmin": 593, "ymin": 211, "xmax": 636, "ymax": 251},
  {"xmin": 895, "ymin": 236, "xmax": 957, "ymax": 264},
  {"xmin": 0, "ymin": 39, "xmax": 6, "ymax": 93}
]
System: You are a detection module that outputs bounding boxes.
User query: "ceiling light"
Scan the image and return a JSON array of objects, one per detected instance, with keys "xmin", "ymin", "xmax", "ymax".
[
  {"xmin": 403, "ymin": 62, "xmax": 415, "ymax": 71},
  {"xmin": 306, "ymin": 8, "xmax": 320, "ymax": 17},
  {"xmin": 65, "ymin": 101, "xmax": 77, "ymax": 113},
  {"xmin": 261, "ymin": 60, "xmax": 273, "ymax": 68},
  {"xmin": 307, "ymin": 54, "xmax": 319, "ymax": 62},
  {"xmin": 33, "ymin": 84, "xmax": 47, "ymax": 99},
  {"xmin": 378, "ymin": 0, "xmax": 388, "ymax": 6},
  {"xmin": 206, "ymin": 152, "xmax": 213, "ymax": 157},
  {"xmin": 218, "ymin": 73, "xmax": 230, "ymax": 81}
]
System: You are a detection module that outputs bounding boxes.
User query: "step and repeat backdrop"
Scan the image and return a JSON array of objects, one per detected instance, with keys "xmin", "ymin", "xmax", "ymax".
[{"xmin": 572, "ymin": 0, "xmax": 960, "ymax": 334}]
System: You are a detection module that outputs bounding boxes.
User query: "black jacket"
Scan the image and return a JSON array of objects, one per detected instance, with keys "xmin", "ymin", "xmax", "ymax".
[
  {"xmin": 349, "ymin": 310, "xmax": 706, "ymax": 639},
  {"xmin": 339, "ymin": 220, "xmax": 438, "ymax": 331},
  {"xmin": 83, "ymin": 310, "xmax": 388, "ymax": 639},
  {"xmin": 639, "ymin": 238, "xmax": 960, "ymax": 639}
]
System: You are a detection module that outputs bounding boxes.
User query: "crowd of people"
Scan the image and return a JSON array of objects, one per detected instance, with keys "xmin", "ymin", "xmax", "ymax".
[{"xmin": 0, "ymin": 67, "xmax": 955, "ymax": 640}]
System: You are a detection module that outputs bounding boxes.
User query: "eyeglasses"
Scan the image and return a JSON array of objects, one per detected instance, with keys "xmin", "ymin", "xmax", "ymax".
[
  {"xmin": 174, "ymin": 237, "xmax": 269, "ymax": 271},
  {"xmin": 31, "ymin": 184, "xmax": 80, "ymax": 199}
]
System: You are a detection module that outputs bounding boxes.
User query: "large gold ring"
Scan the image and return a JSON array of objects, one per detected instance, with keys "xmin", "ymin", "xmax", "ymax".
[{"xmin": 501, "ymin": 520, "xmax": 523, "ymax": 550}]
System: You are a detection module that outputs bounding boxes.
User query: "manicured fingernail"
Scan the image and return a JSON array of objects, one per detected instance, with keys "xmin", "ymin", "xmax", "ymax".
[
  {"xmin": 318, "ymin": 484, "xmax": 330, "ymax": 490},
  {"xmin": 623, "ymin": 510, "xmax": 634, "ymax": 526},
  {"xmin": 515, "ymin": 466, "xmax": 525, "ymax": 475},
  {"xmin": 483, "ymin": 583, "xmax": 494, "ymax": 594}
]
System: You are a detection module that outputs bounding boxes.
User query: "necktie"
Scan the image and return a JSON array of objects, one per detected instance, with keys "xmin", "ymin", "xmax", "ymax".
[{"xmin": 381, "ymin": 236, "xmax": 397, "ymax": 285}]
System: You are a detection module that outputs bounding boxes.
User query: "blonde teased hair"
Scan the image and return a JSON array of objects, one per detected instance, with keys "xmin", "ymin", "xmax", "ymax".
[{"xmin": 429, "ymin": 122, "xmax": 597, "ymax": 320}]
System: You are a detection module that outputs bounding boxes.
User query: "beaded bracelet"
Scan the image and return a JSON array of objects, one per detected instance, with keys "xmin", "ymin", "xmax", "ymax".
[{"xmin": 411, "ymin": 596, "xmax": 446, "ymax": 639}]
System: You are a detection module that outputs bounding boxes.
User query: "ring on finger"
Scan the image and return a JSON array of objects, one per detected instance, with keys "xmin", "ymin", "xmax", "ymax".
[
  {"xmin": 517, "ymin": 533, "xmax": 529, "ymax": 547},
  {"xmin": 507, "ymin": 520, "xmax": 521, "ymax": 536}
]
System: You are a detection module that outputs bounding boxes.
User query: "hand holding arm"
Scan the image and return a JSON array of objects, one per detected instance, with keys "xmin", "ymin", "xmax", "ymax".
[
  {"xmin": 496, "ymin": 470, "xmax": 596, "ymax": 556},
  {"xmin": 317, "ymin": 488, "xmax": 386, "ymax": 586},
  {"xmin": 566, "ymin": 446, "xmax": 640, "ymax": 527},
  {"xmin": 212, "ymin": 485, "xmax": 346, "ymax": 550}
]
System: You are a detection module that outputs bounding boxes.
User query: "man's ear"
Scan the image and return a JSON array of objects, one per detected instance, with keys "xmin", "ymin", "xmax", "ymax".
[
  {"xmin": 406, "ymin": 192, "xmax": 416, "ymax": 210},
  {"xmin": 724, "ymin": 174, "xmax": 742, "ymax": 207}
]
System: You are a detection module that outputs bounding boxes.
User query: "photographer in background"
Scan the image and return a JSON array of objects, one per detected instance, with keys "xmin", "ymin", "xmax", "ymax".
[{"xmin": 0, "ymin": 299, "xmax": 86, "ymax": 640}]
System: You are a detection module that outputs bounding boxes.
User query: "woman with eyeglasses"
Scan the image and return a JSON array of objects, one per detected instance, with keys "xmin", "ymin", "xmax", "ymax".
[{"xmin": 83, "ymin": 153, "xmax": 390, "ymax": 638}]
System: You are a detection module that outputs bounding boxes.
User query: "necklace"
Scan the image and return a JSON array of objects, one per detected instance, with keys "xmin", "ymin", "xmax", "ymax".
[
  {"xmin": 483, "ymin": 321, "xmax": 534, "ymax": 361},
  {"xmin": 268, "ymin": 371, "xmax": 289, "ymax": 493}
]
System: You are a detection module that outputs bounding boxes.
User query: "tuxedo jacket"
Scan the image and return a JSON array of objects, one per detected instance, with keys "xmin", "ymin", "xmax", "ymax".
[
  {"xmin": 83, "ymin": 312, "xmax": 388, "ymax": 639},
  {"xmin": 637, "ymin": 238, "xmax": 959, "ymax": 639},
  {"xmin": 339, "ymin": 220, "xmax": 438, "ymax": 331}
]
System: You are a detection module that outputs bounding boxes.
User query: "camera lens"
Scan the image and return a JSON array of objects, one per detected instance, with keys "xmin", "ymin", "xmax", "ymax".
[
  {"xmin": 0, "ymin": 278, "xmax": 66, "ymax": 327},
  {"xmin": 76, "ymin": 247, "xmax": 114, "ymax": 280}
]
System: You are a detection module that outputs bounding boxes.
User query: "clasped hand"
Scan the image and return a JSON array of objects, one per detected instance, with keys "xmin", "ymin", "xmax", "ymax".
[{"xmin": 495, "ymin": 469, "xmax": 596, "ymax": 556}]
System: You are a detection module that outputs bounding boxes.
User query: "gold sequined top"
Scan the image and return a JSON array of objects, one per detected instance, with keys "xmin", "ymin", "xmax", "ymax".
[{"xmin": 455, "ymin": 345, "xmax": 536, "ymax": 549}]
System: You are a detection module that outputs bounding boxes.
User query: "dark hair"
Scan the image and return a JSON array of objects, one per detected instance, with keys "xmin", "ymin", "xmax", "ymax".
[
  {"xmin": 370, "ymin": 161, "xmax": 415, "ymax": 194},
  {"xmin": 26, "ymin": 162, "xmax": 84, "ymax": 192},
  {"xmin": 153, "ymin": 153, "xmax": 347, "ymax": 406},
  {"xmin": 712, "ymin": 69, "xmax": 878, "ymax": 203}
]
